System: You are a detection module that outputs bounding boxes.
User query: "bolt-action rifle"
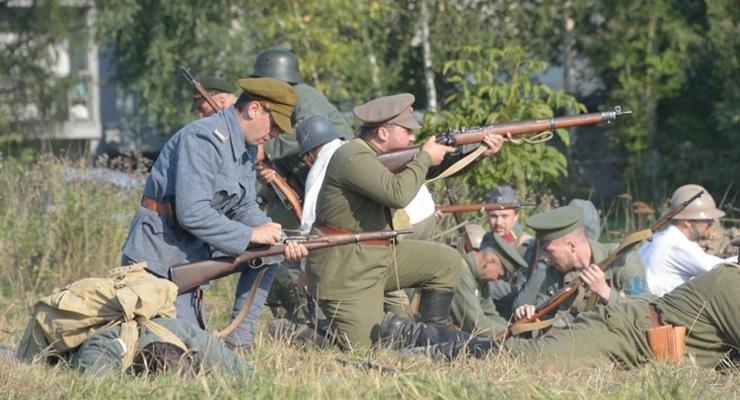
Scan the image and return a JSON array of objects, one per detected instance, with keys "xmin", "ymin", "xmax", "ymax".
[
  {"xmin": 495, "ymin": 190, "xmax": 705, "ymax": 341},
  {"xmin": 436, "ymin": 202, "xmax": 535, "ymax": 214},
  {"xmin": 179, "ymin": 65, "xmax": 303, "ymax": 221},
  {"xmin": 378, "ymin": 107, "xmax": 632, "ymax": 172},
  {"xmin": 169, "ymin": 229, "xmax": 413, "ymax": 294}
]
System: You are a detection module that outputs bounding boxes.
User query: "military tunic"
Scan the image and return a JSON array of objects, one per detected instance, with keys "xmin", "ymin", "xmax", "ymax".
[
  {"xmin": 511, "ymin": 240, "xmax": 647, "ymax": 317},
  {"xmin": 451, "ymin": 253, "xmax": 509, "ymax": 337},
  {"xmin": 121, "ymin": 107, "xmax": 275, "ymax": 345},
  {"xmin": 505, "ymin": 263, "xmax": 740, "ymax": 369},
  {"xmin": 262, "ymin": 83, "xmax": 356, "ymax": 316},
  {"xmin": 305, "ymin": 138, "xmax": 462, "ymax": 348},
  {"xmin": 69, "ymin": 317, "xmax": 251, "ymax": 376}
]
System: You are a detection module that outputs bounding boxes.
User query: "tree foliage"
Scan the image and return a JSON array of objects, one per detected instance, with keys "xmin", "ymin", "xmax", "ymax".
[
  {"xmin": 0, "ymin": 2, "xmax": 86, "ymax": 143},
  {"xmin": 423, "ymin": 46, "xmax": 586, "ymax": 200}
]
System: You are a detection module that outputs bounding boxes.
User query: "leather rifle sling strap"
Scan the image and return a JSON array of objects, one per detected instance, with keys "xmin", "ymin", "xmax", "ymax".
[{"xmin": 215, "ymin": 267, "xmax": 269, "ymax": 338}]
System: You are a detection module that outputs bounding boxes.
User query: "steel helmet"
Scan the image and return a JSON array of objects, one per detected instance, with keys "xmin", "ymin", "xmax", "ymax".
[
  {"xmin": 668, "ymin": 184, "xmax": 725, "ymax": 220},
  {"xmin": 295, "ymin": 115, "xmax": 342, "ymax": 156},
  {"xmin": 251, "ymin": 48, "xmax": 302, "ymax": 84}
]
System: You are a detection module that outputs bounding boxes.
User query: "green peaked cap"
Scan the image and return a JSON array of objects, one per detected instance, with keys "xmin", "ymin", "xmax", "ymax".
[{"xmin": 525, "ymin": 205, "xmax": 583, "ymax": 242}]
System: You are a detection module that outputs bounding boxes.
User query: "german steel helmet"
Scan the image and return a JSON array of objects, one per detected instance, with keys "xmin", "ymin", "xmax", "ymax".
[
  {"xmin": 668, "ymin": 184, "xmax": 725, "ymax": 220},
  {"xmin": 295, "ymin": 115, "xmax": 342, "ymax": 156},
  {"xmin": 251, "ymin": 48, "xmax": 302, "ymax": 84}
]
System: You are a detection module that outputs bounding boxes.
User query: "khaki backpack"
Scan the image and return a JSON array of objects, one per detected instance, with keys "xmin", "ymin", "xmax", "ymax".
[{"xmin": 17, "ymin": 263, "xmax": 187, "ymax": 368}]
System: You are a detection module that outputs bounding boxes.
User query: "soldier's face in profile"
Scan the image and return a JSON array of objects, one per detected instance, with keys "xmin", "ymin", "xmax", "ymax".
[
  {"xmin": 386, "ymin": 124, "xmax": 412, "ymax": 150},
  {"xmin": 477, "ymin": 249, "xmax": 505, "ymax": 281},
  {"xmin": 488, "ymin": 209, "xmax": 519, "ymax": 237},
  {"xmin": 241, "ymin": 101, "xmax": 275, "ymax": 145},
  {"xmin": 543, "ymin": 238, "xmax": 577, "ymax": 273}
]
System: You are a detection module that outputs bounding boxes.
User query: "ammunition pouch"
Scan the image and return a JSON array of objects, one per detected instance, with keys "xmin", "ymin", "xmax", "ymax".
[{"xmin": 646, "ymin": 304, "xmax": 686, "ymax": 363}]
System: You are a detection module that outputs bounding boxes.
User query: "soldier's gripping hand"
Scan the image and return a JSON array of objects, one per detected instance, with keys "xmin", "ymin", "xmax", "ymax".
[
  {"xmin": 514, "ymin": 304, "xmax": 537, "ymax": 322},
  {"xmin": 481, "ymin": 132, "xmax": 509, "ymax": 156},
  {"xmin": 581, "ymin": 263, "xmax": 611, "ymax": 303},
  {"xmin": 421, "ymin": 136, "xmax": 455, "ymax": 166},
  {"xmin": 251, "ymin": 222, "xmax": 283, "ymax": 245},
  {"xmin": 283, "ymin": 241, "xmax": 308, "ymax": 262}
]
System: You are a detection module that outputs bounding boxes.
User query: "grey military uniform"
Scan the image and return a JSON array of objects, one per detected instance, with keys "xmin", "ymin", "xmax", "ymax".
[
  {"xmin": 121, "ymin": 106, "xmax": 274, "ymax": 345},
  {"xmin": 70, "ymin": 317, "xmax": 250, "ymax": 376}
]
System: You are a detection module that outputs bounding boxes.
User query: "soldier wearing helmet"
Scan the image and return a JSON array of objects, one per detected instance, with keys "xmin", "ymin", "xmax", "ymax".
[
  {"xmin": 639, "ymin": 184, "xmax": 735, "ymax": 296},
  {"xmin": 250, "ymin": 48, "xmax": 356, "ymax": 319}
]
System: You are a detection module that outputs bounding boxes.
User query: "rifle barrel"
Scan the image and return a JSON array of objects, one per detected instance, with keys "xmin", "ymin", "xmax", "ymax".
[{"xmin": 378, "ymin": 106, "xmax": 631, "ymax": 172}]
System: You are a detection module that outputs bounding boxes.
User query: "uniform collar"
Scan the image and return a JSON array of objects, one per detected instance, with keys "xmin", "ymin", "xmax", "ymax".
[
  {"xmin": 358, "ymin": 137, "xmax": 382, "ymax": 155},
  {"xmin": 463, "ymin": 252, "xmax": 479, "ymax": 280},
  {"xmin": 588, "ymin": 239, "xmax": 610, "ymax": 264},
  {"xmin": 222, "ymin": 106, "xmax": 257, "ymax": 162}
]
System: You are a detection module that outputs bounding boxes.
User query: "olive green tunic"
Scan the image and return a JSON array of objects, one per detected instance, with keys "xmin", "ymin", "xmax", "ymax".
[
  {"xmin": 511, "ymin": 240, "xmax": 647, "ymax": 317},
  {"xmin": 305, "ymin": 138, "xmax": 462, "ymax": 348},
  {"xmin": 505, "ymin": 263, "xmax": 740, "ymax": 369},
  {"xmin": 451, "ymin": 253, "xmax": 509, "ymax": 337}
]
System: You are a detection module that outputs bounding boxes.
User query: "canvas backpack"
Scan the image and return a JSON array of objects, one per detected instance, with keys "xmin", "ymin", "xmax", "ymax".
[{"xmin": 17, "ymin": 262, "xmax": 187, "ymax": 368}]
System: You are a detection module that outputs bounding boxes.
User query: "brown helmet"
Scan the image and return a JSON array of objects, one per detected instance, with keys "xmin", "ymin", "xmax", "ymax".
[{"xmin": 669, "ymin": 184, "xmax": 725, "ymax": 220}]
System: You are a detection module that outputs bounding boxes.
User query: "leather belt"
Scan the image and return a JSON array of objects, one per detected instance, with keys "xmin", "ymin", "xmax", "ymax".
[
  {"xmin": 314, "ymin": 221, "xmax": 392, "ymax": 246},
  {"xmin": 648, "ymin": 303, "xmax": 664, "ymax": 328},
  {"xmin": 141, "ymin": 195, "xmax": 185, "ymax": 235}
]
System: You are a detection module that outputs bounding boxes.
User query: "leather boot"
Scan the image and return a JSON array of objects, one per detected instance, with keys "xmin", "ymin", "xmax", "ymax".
[
  {"xmin": 380, "ymin": 312, "xmax": 499, "ymax": 359},
  {"xmin": 379, "ymin": 312, "xmax": 470, "ymax": 349},
  {"xmin": 417, "ymin": 288, "xmax": 455, "ymax": 324}
]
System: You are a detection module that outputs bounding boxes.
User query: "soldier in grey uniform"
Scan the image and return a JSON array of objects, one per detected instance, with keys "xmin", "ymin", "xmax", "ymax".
[
  {"xmin": 451, "ymin": 225, "xmax": 527, "ymax": 338},
  {"xmin": 249, "ymin": 48, "xmax": 356, "ymax": 318},
  {"xmin": 121, "ymin": 78, "xmax": 308, "ymax": 348},
  {"xmin": 70, "ymin": 317, "xmax": 251, "ymax": 376}
]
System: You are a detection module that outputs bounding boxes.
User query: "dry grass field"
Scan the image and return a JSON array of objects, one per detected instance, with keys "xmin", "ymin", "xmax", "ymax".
[{"xmin": 1, "ymin": 157, "xmax": 738, "ymax": 399}]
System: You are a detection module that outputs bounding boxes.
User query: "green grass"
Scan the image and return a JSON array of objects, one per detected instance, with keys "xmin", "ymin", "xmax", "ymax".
[{"xmin": 1, "ymin": 156, "xmax": 738, "ymax": 399}]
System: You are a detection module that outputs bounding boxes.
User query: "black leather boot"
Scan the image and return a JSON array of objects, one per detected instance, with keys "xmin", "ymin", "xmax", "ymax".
[{"xmin": 417, "ymin": 288, "xmax": 455, "ymax": 324}]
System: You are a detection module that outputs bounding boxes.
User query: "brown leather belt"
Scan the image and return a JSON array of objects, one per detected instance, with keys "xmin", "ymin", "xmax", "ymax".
[
  {"xmin": 314, "ymin": 221, "xmax": 392, "ymax": 246},
  {"xmin": 141, "ymin": 195, "xmax": 184, "ymax": 235},
  {"xmin": 648, "ymin": 303, "xmax": 664, "ymax": 328}
]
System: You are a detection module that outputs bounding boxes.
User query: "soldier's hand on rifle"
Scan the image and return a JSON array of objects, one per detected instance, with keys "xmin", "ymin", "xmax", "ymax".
[
  {"xmin": 251, "ymin": 222, "xmax": 284, "ymax": 245},
  {"xmin": 580, "ymin": 263, "xmax": 611, "ymax": 302},
  {"xmin": 257, "ymin": 166, "xmax": 278, "ymax": 184},
  {"xmin": 284, "ymin": 240, "xmax": 308, "ymax": 262},
  {"xmin": 481, "ymin": 133, "xmax": 509, "ymax": 156},
  {"xmin": 421, "ymin": 136, "xmax": 455, "ymax": 166},
  {"xmin": 514, "ymin": 304, "xmax": 537, "ymax": 322}
]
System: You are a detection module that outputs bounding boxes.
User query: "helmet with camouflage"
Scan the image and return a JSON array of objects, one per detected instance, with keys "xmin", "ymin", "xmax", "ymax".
[
  {"xmin": 668, "ymin": 184, "xmax": 725, "ymax": 220},
  {"xmin": 295, "ymin": 115, "xmax": 343, "ymax": 157},
  {"xmin": 251, "ymin": 48, "xmax": 302, "ymax": 85}
]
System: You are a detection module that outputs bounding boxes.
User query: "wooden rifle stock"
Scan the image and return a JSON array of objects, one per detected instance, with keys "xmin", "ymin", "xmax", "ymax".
[
  {"xmin": 169, "ymin": 228, "xmax": 413, "ymax": 294},
  {"xmin": 254, "ymin": 161, "xmax": 303, "ymax": 221},
  {"xmin": 378, "ymin": 106, "xmax": 632, "ymax": 172},
  {"xmin": 179, "ymin": 65, "xmax": 303, "ymax": 221},
  {"xmin": 495, "ymin": 190, "xmax": 705, "ymax": 341},
  {"xmin": 436, "ymin": 202, "xmax": 535, "ymax": 213}
]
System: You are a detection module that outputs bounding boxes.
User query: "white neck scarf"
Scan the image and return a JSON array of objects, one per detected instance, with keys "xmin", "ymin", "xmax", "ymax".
[{"xmin": 300, "ymin": 138, "xmax": 344, "ymax": 234}]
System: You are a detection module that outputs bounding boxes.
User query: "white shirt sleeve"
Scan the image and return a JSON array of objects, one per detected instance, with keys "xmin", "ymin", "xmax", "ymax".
[{"xmin": 665, "ymin": 241, "xmax": 724, "ymax": 276}]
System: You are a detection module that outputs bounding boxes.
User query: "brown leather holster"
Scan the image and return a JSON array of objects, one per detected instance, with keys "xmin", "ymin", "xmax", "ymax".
[{"xmin": 646, "ymin": 304, "xmax": 686, "ymax": 363}]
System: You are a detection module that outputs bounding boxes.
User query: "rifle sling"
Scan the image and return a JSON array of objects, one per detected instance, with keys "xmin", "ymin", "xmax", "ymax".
[
  {"xmin": 215, "ymin": 267, "xmax": 268, "ymax": 338},
  {"xmin": 426, "ymin": 145, "xmax": 487, "ymax": 183},
  {"xmin": 510, "ymin": 317, "xmax": 558, "ymax": 336}
]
